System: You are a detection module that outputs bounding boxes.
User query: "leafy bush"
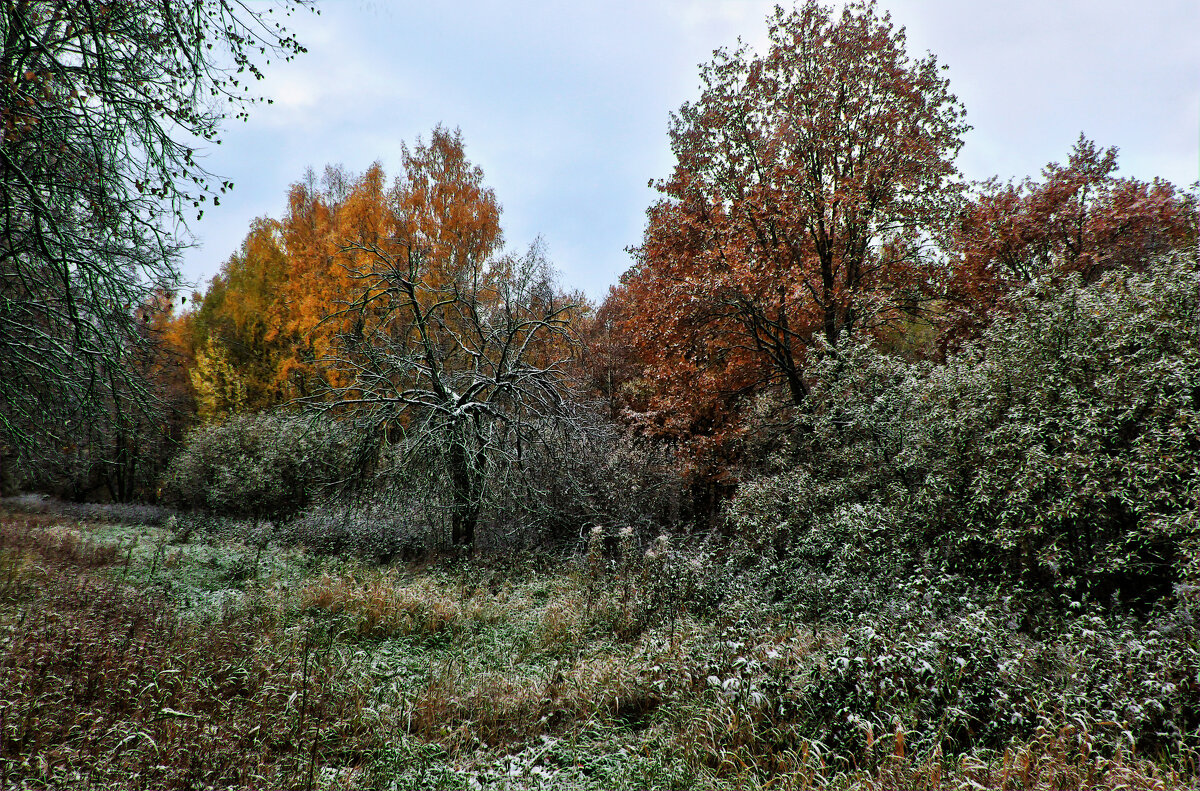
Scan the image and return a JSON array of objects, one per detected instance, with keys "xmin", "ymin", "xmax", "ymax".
[
  {"xmin": 161, "ymin": 411, "xmax": 360, "ymax": 523},
  {"xmin": 728, "ymin": 342, "xmax": 933, "ymax": 623},
  {"xmin": 730, "ymin": 255, "xmax": 1200, "ymax": 615},
  {"xmin": 926, "ymin": 257, "xmax": 1199, "ymax": 607},
  {"xmin": 794, "ymin": 595, "xmax": 1200, "ymax": 764}
]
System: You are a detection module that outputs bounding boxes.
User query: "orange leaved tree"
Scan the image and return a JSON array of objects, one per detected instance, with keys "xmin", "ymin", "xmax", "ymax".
[
  {"xmin": 620, "ymin": 0, "xmax": 967, "ymax": 455},
  {"xmin": 318, "ymin": 129, "xmax": 579, "ymax": 548},
  {"xmin": 944, "ymin": 136, "xmax": 1197, "ymax": 348}
]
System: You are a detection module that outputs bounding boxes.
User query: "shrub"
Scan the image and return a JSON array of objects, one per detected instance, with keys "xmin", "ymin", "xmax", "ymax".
[
  {"xmin": 793, "ymin": 595, "xmax": 1200, "ymax": 765},
  {"xmin": 508, "ymin": 417, "xmax": 689, "ymax": 547},
  {"xmin": 730, "ymin": 254, "xmax": 1200, "ymax": 615},
  {"xmin": 920, "ymin": 256, "xmax": 1200, "ymax": 608},
  {"xmin": 161, "ymin": 411, "xmax": 359, "ymax": 523},
  {"xmin": 279, "ymin": 500, "xmax": 432, "ymax": 561},
  {"xmin": 354, "ymin": 413, "xmax": 689, "ymax": 555}
]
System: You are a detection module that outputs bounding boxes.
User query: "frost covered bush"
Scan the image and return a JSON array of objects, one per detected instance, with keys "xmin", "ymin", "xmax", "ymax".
[
  {"xmin": 511, "ymin": 419, "xmax": 688, "ymax": 546},
  {"xmin": 728, "ymin": 340, "xmax": 932, "ymax": 622},
  {"xmin": 924, "ymin": 256, "xmax": 1200, "ymax": 607},
  {"xmin": 379, "ymin": 413, "xmax": 689, "ymax": 553},
  {"xmin": 678, "ymin": 572, "xmax": 1200, "ymax": 770},
  {"xmin": 730, "ymin": 255, "xmax": 1199, "ymax": 613},
  {"xmin": 279, "ymin": 500, "xmax": 432, "ymax": 561},
  {"xmin": 791, "ymin": 595, "xmax": 1200, "ymax": 765},
  {"xmin": 161, "ymin": 411, "xmax": 359, "ymax": 523}
]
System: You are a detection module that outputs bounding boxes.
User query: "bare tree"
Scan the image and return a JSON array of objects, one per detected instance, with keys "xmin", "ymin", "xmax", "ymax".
[
  {"xmin": 319, "ymin": 239, "xmax": 579, "ymax": 548},
  {"xmin": 0, "ymin": 1, "xmax": 312, "ymax": 477}
]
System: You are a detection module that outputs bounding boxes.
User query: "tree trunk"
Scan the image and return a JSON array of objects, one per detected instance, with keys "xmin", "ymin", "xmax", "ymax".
[{"xmin": 448, "ymin": 434, "xmax": 478, "ymax": 548}]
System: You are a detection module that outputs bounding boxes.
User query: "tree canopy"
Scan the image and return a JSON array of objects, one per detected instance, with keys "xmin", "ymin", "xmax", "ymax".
[
  {"xmin": 0, "ymin": 0, "xmax": 312, "ymax": 472},
  {"xmin": 618, "ymin": 0, "xmax": 967, "ymax": 455}
]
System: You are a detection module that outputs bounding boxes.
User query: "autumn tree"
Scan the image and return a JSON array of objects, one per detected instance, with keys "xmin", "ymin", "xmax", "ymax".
[
  {"xmin": 319, "ymin": 130, "xmax": 578, "ymax": 548},
  {"xmin": 96, "ymin": 289, "xmax": 195, "ymax": 501},
  {"xmin": 0, "ymin": 0, "xmax": 311, "ymax": 475},
  {"xmin": 578, "ymin": 284, "xmax": 645, "ymax": 420},
  {"xmin": 620, "ymin": 0, "xmax": 967, "ymax": 448},
  {"xmin": 185, "ymin": 165, "xmax": 393, "ymax": 416},
  {"xmin": 188, "ymin": 219, "xmax": 293, "ymax": 417},
  {"xmin": 13, "ymin": 288, "xmax": 193, "ymax": 500},
  {"xmin": 943, "ymin": 135, "xmax": 1197, "ymax": 346},
  {"xmin": 275, "ymin": 164, "xmax": 392, "ymax": 398}
]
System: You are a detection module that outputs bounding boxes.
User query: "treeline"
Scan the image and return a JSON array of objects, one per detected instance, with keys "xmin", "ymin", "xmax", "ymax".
[{"xmin": 4, "ymin": 1, "xmax": 1196, "ymax": 609}]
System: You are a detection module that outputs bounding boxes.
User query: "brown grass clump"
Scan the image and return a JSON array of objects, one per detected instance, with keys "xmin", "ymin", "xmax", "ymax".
[
  {"xmin": 409, "ymin": 634, "xmax": 679, "ymax": 753},
  {"xmin": 298, "ymin": 569, "xmax": 465, "ymax": 640},
  {"xmin": 414, "ymin": 669, "xmax": 551, "ymax": 748},
  {"xmin": 817, "ymin": 724, "xmax": 1200, "ymax": 791},
  {"xmin": 535, "ymin": 599, "xmax": 585, "ymax": 655},
  {"xmin": 943, "ymin": 724, "xmax": 1200, "ymax": 791},
  {"xmin": 0, "ymin": 513, "xmax": 120, "ymax": 569}
]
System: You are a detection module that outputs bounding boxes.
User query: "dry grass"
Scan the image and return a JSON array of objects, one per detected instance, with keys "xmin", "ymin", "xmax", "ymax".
[
  {"xmin": 825, "ymin": 724, "xmax": 1200, "ymax": 791},
  {"xmin": 0, "ymin": 512, "xmax": 121, "ymax": 570},
  {"xmin": 298, "ymin": 570, "xmax": 467, "ymax": 640},
  {"xmin": 400, "ymin": 640, "xmax": 675, "ymax": 759},
  {"xmin": 0, "ymin": 518, "xmax": 377, "ymax": 790},
  {"xmin": 3, "ymin": 511, "xmax": 1199, "ymax": 790}
]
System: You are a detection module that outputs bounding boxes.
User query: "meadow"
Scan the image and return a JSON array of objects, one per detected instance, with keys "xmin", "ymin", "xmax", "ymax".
[{"xmin": 2, "ymin": 501, "xmax": 1196, "ymax": 790}]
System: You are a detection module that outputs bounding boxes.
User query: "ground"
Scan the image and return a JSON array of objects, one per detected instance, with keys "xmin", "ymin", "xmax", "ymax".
[{"xmin": 1, "ymin": 503, "xmax": 1194, "ymax": 790}]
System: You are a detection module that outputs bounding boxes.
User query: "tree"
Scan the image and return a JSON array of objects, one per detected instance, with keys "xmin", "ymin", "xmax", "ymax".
[
  {"xmin": 190, "ymin": 336, "xmax": 248, "ymax": 422},
  {"xmin": 0, "ymin": 0, "xmax": 311, "ymax": 474},
  {"xmin": 943, "ymin": 136, "xmax": 1196, "ymax": 347},
  {"xmin": 6, "ymin": 287, "xmax": 193, "ymax": 500},
  {"xmin": 318, "ymin": 129, "xmax": 578, "ymax": 548},
  {"xmin": 188, "ymin": 218, "xmax": 294, "ymax": 413},
  {"xmin": 620, "ymin": 0, "xmax": 967, "ymax": 445},
  {"xmin": 578, "ymin": 284, "xmax": 644, "ymax": 420},
  {"xmin": 327, "ymin": 240, "xmax": 577, "ymax": 547},
  {"xmin": 275, "ymin": 164, "xmax": 389, "ymax": 399},
  {"xmin": 184, "ymin": 146, "xmax": 518, "ymax": 421}
]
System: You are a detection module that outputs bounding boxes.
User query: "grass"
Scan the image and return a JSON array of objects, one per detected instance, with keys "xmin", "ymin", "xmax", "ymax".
[{"xmin": 1, "ymin": 506, "xmax": 1197, "ymax": 790}]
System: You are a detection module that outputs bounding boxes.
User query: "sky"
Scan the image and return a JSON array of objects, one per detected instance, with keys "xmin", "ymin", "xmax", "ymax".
[{"xmin": 180, "ymin": 0, "xmax": 1200, "ymax": 300}]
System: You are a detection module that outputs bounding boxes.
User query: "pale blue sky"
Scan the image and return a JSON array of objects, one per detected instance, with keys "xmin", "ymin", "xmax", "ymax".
[{"xmin": 181, "ymin": 0, "xmax": 1199, "ymax": 300}]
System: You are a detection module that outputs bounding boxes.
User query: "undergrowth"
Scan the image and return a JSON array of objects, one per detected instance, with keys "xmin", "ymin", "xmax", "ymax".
[{"xmin": 2, "ymin": 508, "xmax": 1198, "ymax": 790}]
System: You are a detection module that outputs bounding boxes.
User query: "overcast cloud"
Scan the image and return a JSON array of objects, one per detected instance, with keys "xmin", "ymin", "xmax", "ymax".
[{"xmin": 180, "ymin": 0, "xmax": 1199, "ymax": 299}]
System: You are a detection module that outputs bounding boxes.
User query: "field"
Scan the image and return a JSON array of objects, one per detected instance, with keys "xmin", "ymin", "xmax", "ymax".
[{"xmin": 1, "ymin": 504, "xmax": 1197, "ymax": 790}]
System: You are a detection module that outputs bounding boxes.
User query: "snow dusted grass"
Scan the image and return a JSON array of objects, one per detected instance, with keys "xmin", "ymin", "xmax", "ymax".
[{"xmin": 1, "ymin": 507, "xmax": 1197, "ymax": 790}]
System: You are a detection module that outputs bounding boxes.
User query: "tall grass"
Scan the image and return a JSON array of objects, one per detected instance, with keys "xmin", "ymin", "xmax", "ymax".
[
  {"xmin": 0, "ymin": 515, "xmax": 375, "ymax": 789},
  {"xmin": 2, "ymin": 509, "xmax": 1198, "ymax": 790}
]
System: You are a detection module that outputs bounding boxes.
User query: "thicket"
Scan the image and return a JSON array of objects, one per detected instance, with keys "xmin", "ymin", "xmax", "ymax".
[
  {"xmin": 159, "ymin": 404, "xmax": 689, "ymax": 561},
  {"xmin": 160, "ymin": 411, "xmax": 360, "ymax": 524},
  {"xmin": 305, "ymin": 414, "xmax": 689, "ymax": 558},
  {"xmin": 730, "ymin": 255, "xmax": 1199, "ymax": 621}
]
